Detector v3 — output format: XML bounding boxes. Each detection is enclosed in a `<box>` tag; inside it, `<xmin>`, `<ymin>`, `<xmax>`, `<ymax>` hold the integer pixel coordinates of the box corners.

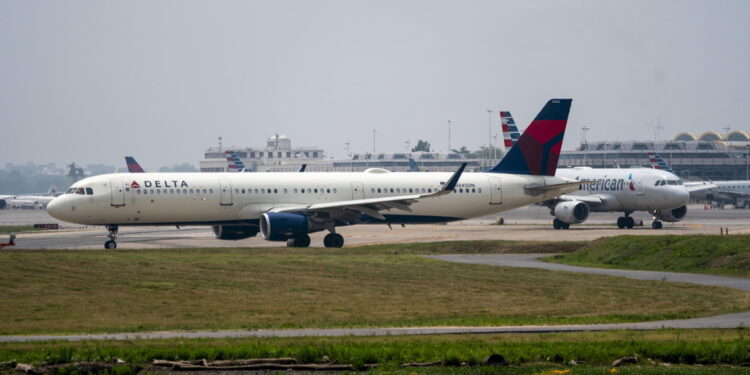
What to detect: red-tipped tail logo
<box><xmin>130</xmin><ymin>181</ymin><xmax>141</xmax><ymax>189</ymax></box>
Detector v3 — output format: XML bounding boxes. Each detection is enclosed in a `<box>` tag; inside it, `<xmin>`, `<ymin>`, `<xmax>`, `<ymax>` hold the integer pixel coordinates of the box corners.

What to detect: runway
<box><xmin>2</xmin><ymin>253</ymin><xmax>750</xmax><ymax>342</ymax></box>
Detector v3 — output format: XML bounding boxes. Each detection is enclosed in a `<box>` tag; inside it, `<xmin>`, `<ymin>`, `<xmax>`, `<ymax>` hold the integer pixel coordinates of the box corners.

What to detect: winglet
<box><xmin>443</xmin><ymin>163</ymin><xmax>467</xmax><ymax>191</ymax></box>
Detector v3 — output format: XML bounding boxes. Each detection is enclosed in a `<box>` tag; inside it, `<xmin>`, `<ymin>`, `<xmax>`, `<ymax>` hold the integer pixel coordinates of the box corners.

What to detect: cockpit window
<box><xmin>75</xmin><ymin>188</ymin><xmax>85</xmax><ymax>195</ymax></box>
<box><xmin>65</xmin><ymin>188</ymin><xmax>76</xmax><ymax>194</ymax></box>
<box><xmin>667</xmin><ymin>180</ymin><xmax>678</xmax><ymax>185</ymax></box>
<box><xmin>85</xmin><ymin>187</ymin><xmax>93</xmax><ymax>195</ymax></box>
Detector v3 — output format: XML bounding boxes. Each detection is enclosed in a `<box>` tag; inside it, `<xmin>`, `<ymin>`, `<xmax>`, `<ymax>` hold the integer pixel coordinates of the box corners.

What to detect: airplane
<box><xmin>7</xmin><ymin>186</ymin><xmax>59</xmax><ymax>209</ymax></box>
<box><xmin>500</xmin><ymin>111</ymin><xmax>704</xmax><ymax>230</ymax></box>
<box><xmin>47</xmin><ymin>99</ymin><xmax>583</xmax><ymax>249</ymax></box>
<box><xmin>647</xmin><ymin>153</ymin><xmax>747</xmax><ymax>208</ymax></box>
<box><xmin>408</xmin><ymin>157</ymin><xmax>419</xmax><ymax>172</ymax></box>
<box><xmin>126</xmin><ymin>156</ymin><xmax>146</xmax><ymax>173</ymax></box>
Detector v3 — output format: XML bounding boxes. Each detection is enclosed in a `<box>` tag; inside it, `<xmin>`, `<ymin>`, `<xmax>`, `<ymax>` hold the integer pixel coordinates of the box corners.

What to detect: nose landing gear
<box><xmin>104</xmin><ymin>225</ymin><xmax>118</xmax><ymax>249</ymax></box>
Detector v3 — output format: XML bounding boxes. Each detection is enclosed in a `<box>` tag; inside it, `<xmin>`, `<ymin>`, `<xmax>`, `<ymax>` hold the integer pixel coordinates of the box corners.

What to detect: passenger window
<box><xmin>254</xmin><ymin>189</ymin><xmax>259</xmax><ymax>194</ymax></box>
<box><xmin>478</xmin><ymin>188</ymin><xmax>482</xmax><ymax>193</ymax></box>
<box><xmin>183</xmin><ymin>189</ymin><xmax>187</xmax><ymax>194</ymax></box>
<box><xmin>157</xmin><ymin>190</ymin><xmax>161</xmax><ymax>195</ymax></box>
<box><xmin>390</xmin><ymin>188</ymin><xmax>394</xmax><ymax>193</ymax></box>
<box><xmin>176</xmin><ymin>189</ymin><xmax>180</xmax><ymax>194</ymax></box>
<box><xmin>241</xmin><ymin>189</ymin><xmax>245</xmax><ymax>194</ymax></box>
<box><xmin>274</xmin><ymin>189</ymin><xmax>278</xmax><ymax>194</ymax></box>
<box><xmin>377</xmin><ymin>188</ymin><xmax>381</xmax><ymax>193</ymax></box>
<box><xmin>189</xmin><ymin>189</ymin><xmax>194</xmax><ymax>194</ymax></box>
<box><xmin>327</xmin><ymin>188</ymin><xmax>331</xmax><ymax>194</ymax></box>
<box><xmin>143</xmin><ymin>190</ymin><xmax>148</xmax><ymax>195</ymax></box>
<box><xmin>151</xmin><ymin>189</ymin><xmax>155</xmax><ymax>194</ymax></box>
<box><xmin>294</xmin><ymin>188</ymin><xmax>298</xmax><ymax>193</ymax></box>
<box><xmin>261</xmin><ymin>189</ymin><xmax>265</xmax><ymax>193</ymax></box>
<box><xmin>163</xmin><ymin>189</ymin><xmax>168</xmax><ymax>194</ymax></box>
<box><xmin>301</xmin><ymin>189</ymin><xmax>305</xmax><ymax>194</ymax></box>
<box><xmin>472</xmin><ymin>188</ymin><xmax>476</xmax><ymax>193</ymax></box>
<box><xmin>283</xmin><ymin>188</ymin><xmax>288</xmax><ymax>193</ymax></box>
<box><xmin>137</xmin><ymin>190</ymin><xmax>141</xmax><ymax>194</ymax></box>
<box><xmin>234</xmin><ymin>189</ymin><xmax>239</xmax><ymax>193</ymax></box>
<box><xmin>125</xmin><ymin>188</ymin><xmax>130</xmax><ymax>192</ymax></box>
<box><xmin>86</xmin><ymin>187</ymin><xmax>93</xmax><ymax>195</ymax></box>
<box><xmin>203</xmin><ymin>189</ymin><xmax>207</xmax><ymax>194</ymax></box>
<box><xmin>170</xmin><ymin>189</ymin><xmax>174</xmax><ymax>194</ymax></box>
<box><xmin>333</xmin><ymin>188</ymin><xmax>337</xmax><ymax>193</ymax></box>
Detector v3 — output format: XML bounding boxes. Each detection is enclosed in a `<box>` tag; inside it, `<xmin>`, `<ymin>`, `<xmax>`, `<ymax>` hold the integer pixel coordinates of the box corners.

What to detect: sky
<box><xmin>1</xmin><ymin>0</ymin><xmax>749</xmax><ymax>170</ymax></box>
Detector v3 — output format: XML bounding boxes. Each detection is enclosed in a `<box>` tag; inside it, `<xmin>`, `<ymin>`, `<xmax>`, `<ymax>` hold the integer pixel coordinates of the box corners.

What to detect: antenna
<box><xmin>652</xmin><ymin>117</ymin><xmax>665</xmax><ymax>144</ymax></box>
<box><xmin>371</xmin><ymin>129</ymin><xmax>379</xmax><ymax>153</ymax></box>
<box><xmin>448</xmin><ymin>120</ymin><xmax>452</xmax><ymax>152</ymax></box>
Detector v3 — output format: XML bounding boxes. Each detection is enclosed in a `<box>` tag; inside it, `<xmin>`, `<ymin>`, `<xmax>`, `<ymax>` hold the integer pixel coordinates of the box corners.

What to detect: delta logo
<box><xmin>130</xmin><ymin>181</ymin><xmax>141</xmax><ymax>189</ymax></box>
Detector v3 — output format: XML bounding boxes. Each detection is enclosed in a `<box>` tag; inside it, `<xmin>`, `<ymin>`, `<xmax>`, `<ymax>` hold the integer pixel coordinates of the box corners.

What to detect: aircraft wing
<box><xmin>556</xmin><ymin>194</ymin><xmax>604</xmax><ymax>205</ymax></box>
<box><xmin>685</xmin><ymin>181</ymin><xmax>717</xmax><ymax>193</ymax></box>
<box><xmin>271</xmin><ymin>163</ymin><xmax>467</xmax><ymax>221</ymax></box>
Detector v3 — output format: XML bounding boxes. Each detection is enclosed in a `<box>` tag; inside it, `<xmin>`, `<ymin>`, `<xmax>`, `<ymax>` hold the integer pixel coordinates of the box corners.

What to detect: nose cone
<box><xmin>46</xmin><ymin>197</ymin><xmax>67</xmax><ymax>221</ymax></box>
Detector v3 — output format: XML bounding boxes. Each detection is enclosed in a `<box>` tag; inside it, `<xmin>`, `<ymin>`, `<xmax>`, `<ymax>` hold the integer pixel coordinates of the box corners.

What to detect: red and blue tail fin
<box><xmin>500</xmin><ymin>111</ymin><xmax>521</xmax><ymax>149</ymax></box>
<box><xmin>225</xmin><ymin>150</ymin><xmax>246</xmax><ymax>172</ymax></box>
<box><xmin>488</xmin><ymin>99</ymin><xmax>572</xmax><ymax>176</ymax></box>
<box><xmin>125</xmin><ymin>156</ymin><xmax>145</xmax><ymax>173</ymax></box>
<box><xmin>647</xmin><ymin>152</ymin><xmax>675</xmax><ymax>173</ymax></box>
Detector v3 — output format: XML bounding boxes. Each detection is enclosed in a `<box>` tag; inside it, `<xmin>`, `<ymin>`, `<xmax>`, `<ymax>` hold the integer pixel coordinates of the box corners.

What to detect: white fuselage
<box><xmin>47</xmin><ymin>171</ymin><xmax>578</xmax><ymax>226</ymax></box>
<box><xmin>556</xmin><ymin>167</ymin><xmax>689</xmax><ymax>212</ymax></box>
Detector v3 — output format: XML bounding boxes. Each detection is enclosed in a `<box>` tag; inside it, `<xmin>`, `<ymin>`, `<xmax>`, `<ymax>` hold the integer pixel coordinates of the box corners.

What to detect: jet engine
<box><xmin>212</xmin><ymin>225</ymin><xmax>259</xmax><ymax>240</ymax></box>
<box><xmin>552</xmin><ymin>201</ymin><xmax>590</xmax><ymax>224</ymax></box>
<box><xmin>0</xmin><ymin>199</ymin><xmax>6</xmax><ymax>210</ymax></box>
<box><xmin>652</xmin><ymin>205</ymin><xmax>687</xmax><ymax>222</ymax></box>
<box><xmin>260</xmin><ymin>212</ymin><xmax>323</xmax><ymax>241</ymax></box>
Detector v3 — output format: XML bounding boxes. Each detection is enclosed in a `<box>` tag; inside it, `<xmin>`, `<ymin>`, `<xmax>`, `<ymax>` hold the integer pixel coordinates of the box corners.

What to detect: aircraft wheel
<box><xmin>287</xmin><ymin>235</ymin><xmax>311</xmax><ymax>248</ymax></box>
<box><xmin>324</xmin><ymin>233</ymin><xmax>344</xmax><ymax>248</ymax></box>
<box><xmin>625</xmin><ymin>217</ymin><xmax>635</xmax><ymax>229</ymax></box>
<box><xmin>562</xmin><ymin>222</ymin><xmax>571</xmax><ymax>230</ymax></box>
<box><xmin>617</xmin><ymin>217</ymin><xmax>626</xmax><ymax>229</ymax></box>
<box><xmin>651</xmin><ymin>220</ymin><xmax>663</xmax><ymax>229</ymax></box>
<box><xmin>553</xmin><ymin>219</ymin><xmax>563</xmax><ymax>230</ymax></box>
<box><xmin>104</xmin><ymin>240</ymin><xmax>117</xmax><ymax>249</ymax></box>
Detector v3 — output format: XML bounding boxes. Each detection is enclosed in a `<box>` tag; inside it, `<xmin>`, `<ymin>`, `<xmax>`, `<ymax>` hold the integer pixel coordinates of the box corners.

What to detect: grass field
<box><xmin>1</xmin><ymin>330</ymin><xmax>749</xmax><ymax>371</ymax></box>
<box><xmin>0</xmin><ymin>225</ymin><xmax>44</xmax><ymax>235</ymax></box>
<box><xmin>547</xmin><ymin>235</ymin><xmax>750</xmax><ymax>278</ymax></box>
<box><xmin>1</xmin><ymin>241</ymin><xmax>749</xmax><ymax>335</ymax></box>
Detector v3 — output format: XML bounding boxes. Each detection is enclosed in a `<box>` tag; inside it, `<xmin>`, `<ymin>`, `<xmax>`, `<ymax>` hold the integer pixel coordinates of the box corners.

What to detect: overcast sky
<box><xmin>1</xmin><ymin>0</ymin><xmax>748</xmax><ymax>169</ymax></box>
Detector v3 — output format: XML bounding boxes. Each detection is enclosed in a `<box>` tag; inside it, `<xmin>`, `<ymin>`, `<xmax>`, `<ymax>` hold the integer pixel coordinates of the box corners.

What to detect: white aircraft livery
<box><xmin>500</xmin><ymin>111</ymin><xmax>703</xmax><ymax>230</ymax></box>
<box><xmin>48</xmin><ymin>99</ymin><xmax>582</xmax><ymax>249</ymax></box>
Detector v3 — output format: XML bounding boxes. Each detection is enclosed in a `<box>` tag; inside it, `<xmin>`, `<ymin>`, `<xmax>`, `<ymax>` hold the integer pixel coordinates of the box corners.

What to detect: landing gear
<box><xmin>552</xmin><ymin>219</ymin><xmax>570</xmax><ymax>230</ymax></box>
<box><xmin>286</xmin><ymin>234</ymin><xmax>311</xmax><ymax>248</ymax></box>
<box><xmin>323</xmin><ymin>232</ymin><xmax>345</xmax><ymax>248</ymax></box>
<box><xmin>617</xmin><ymin>214</ymin><xmax>635</xmax><ymax>229</ymax></box>
<box><xmin>651</xmin><ymin>220</ymin><xmax>663</xmax><ymax>229</ymax></box>
<box><xmin>104</xmin><ymin>225</ymin><xmax>118</xmax><ymax>249</ymax></box>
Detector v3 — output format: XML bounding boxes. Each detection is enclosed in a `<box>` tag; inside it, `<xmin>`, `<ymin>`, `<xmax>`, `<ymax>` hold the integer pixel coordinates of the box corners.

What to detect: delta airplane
<box><xmin>47</xmin><ymin>99</ymin><xmax>583</xmax><ymax>249</ymax></box>
<box><xmin>500</xmin><ymin>111</ymin><xmax>710</xmax><ymax>229</ymax></box>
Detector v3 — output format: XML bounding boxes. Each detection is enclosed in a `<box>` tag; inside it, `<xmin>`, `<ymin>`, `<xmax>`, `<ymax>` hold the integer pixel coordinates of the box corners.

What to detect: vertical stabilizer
<box><xmin>488</xmin><ymin>99</ymin><xmax>572</xmax><ymax>176</ymax></box>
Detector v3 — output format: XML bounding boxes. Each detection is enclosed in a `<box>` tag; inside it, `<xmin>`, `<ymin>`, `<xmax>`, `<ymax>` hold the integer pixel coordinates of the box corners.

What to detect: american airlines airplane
<box><xmin>500</xmin><ymin>111</ymin><xmax>703</xmax><ymax>230</ymax></box>
<box><xmin>47</xmin><ymin>99</ymin><xmax>583</xmax><ymax>249</ymax></box>
<box><xmin>648</xmin><ymin>152</ymin><xmax>747</xmax><ymax>208</ymax></box>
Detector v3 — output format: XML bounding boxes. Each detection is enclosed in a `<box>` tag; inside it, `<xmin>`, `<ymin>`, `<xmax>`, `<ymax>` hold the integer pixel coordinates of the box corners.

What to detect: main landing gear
<box><xmin>286</xmin><ymin>234</ymin><xmax>311</xmax><ymax>248</ymax></box>
<box><xmin>552</xmin><ymin>218</ymin><xmax>570</xmax><ymax>230</ymax></box>
<box><xmin>616</xmin><ymin>213</ymin><xmax>635</xmax><ymax>229</ymax></box>
<box><xmin>104</xmin><ymin>225</ymin><xmax>118</xmax><ymax>249</ymax></box>
<box><xmin>323</xmin><ymin>232</ymin><xmax>344</xmax><ymax>248</ymax></box>
<box><xmin>651</xmin><ymin>220</ymin><xmax>663</xmax><ymax>229</ymax></box>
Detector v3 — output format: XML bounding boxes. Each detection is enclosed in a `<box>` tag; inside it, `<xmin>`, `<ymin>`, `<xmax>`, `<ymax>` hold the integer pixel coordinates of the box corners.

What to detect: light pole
<box><xmin>371</xmin><ymin>129</ymin><xmax>378</xmax><ymax>153</ymax></box>
<box><xmin>487</xmin><ymin>109</ymin><xmax>493</xmax><ymax>168</ymax></box>
<box><xmin>448</xmin><ymin>120</ymin><xmax>452</xmax><ymax>153</ymax></box>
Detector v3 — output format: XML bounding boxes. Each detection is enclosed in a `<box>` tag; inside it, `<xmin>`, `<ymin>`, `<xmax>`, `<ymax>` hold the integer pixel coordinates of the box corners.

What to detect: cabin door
<box><xmin>219</xmin><ymin>178</ymin><xmax>234</xmax><ymax>206</ymax></box>
<box><xmin>110</xmin><ymin>179</ymin><xmax>125</xmax><ymax>207</ymax></box>
<box><xmin>488</xmin><ymin>177</ymin><xmax>502</xmax><ymax>205</ymax></box>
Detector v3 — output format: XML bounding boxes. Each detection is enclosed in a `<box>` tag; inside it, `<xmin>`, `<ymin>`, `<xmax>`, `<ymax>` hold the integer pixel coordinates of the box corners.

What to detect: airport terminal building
<box><xmin>559</xmin><ymin>131</ymin><xmax>750</xmax><ymax>181</ymax></box>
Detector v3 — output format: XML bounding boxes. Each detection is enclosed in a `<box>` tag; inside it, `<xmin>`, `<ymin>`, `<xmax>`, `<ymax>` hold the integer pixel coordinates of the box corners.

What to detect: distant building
<box><xmin>200</xmin><ymin>136</ymin><xmax>487</xmax><ymax>173</ymax></box>
<box><xmin>200</xmin><ymin>135</ymin><xmax>326</xmax><ymax>172</ymax></box>
<box><xmin>559</xmin><ymin>131</ymin><xmax>750</xmax><ymax>180</ymax></box>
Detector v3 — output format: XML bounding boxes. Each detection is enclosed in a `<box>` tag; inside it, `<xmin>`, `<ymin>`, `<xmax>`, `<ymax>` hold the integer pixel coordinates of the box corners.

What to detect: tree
<box><xmin>411</xmin><ymin>140</ymin><xmax>431</xmax><ymax>152</ymax></box>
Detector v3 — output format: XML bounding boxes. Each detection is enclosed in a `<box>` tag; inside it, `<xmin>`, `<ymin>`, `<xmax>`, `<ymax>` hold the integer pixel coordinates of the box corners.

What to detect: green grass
<box><xmin>0</xmin><ymin>225</ymin><xmax>44</xmax><ymax>234</ymax></box>
<box><xmin>547</xmin><ymin>235</ymin><xmax>750</xmax><ymax>278</ymax></box>
<box><xmin>0</xmin><ymin>330</ymin><xmax>749</xmax><ymax>370</ymax></box>
<box><xmin>1</xmin><ymin>241</ymin><xmax>749</xmax><ymax>335</ymax></box>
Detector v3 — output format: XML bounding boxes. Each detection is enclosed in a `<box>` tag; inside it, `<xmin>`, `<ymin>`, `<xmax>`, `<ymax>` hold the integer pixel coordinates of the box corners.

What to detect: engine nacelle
<box><xmin>260</xmin><ymin>212</ymin><xmax>314</xmax><ymax>241</ymax></box>
<box><xmin>212</xmin><ymin>225</ymin><xmax>259</xmax><ymax>240</ymax></box>
<box><xmin>653</xmin><ymin>205</ymin><xmax>687</xmax><ymax>222</ymax></box>
<box><xmin>552</xmin><ymin>201</ymin><xmax>590</xmax><ymax>224</ymax></box>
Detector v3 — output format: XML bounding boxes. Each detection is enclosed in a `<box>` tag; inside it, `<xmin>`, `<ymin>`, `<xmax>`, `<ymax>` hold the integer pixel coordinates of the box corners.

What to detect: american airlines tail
<box><xmin>225</xmin><ymin>151</ymin><xmax>246</xmax><ymax>172</ymax></box>
<box><xmin>500</xmin><ymin>111</ymin><xmax>521</xmax><ymax>149</ymax></box>
<box><xmin>489</xmin><ymin>99</ymin><xmax>572</xmax><ymax>176</ymax></box>
<box><xmin>647</xmin><ymin>152</ymin><xmax>675</xmax><ymax>174</ymax></box>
